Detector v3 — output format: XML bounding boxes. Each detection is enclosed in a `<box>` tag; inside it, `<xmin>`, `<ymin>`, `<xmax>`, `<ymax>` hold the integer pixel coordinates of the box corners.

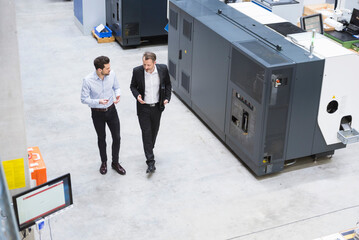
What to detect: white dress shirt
<box><xmin>144</xmin><ymin>65</ymin><xmax>160</xmax><ymax>104</ymax></box>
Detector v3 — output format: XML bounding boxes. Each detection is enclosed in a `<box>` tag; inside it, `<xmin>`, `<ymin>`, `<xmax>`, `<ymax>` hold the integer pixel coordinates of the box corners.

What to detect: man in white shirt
<box><xmin>130</xmin><ymin>52</ymin><xmax>172</xmax><ymax>174</ymax></box>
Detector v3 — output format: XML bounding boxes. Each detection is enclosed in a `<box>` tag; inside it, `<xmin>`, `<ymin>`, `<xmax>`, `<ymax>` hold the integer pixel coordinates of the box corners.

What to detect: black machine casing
<box><xmin>106</xmin><ymin>0</ymin><xmax>168</xmax><ymax>47</ymax></box>
<box><xmin>168</xmin><ymin>0</ymin><xmax>344</xmax><ymax>176</ymax></box>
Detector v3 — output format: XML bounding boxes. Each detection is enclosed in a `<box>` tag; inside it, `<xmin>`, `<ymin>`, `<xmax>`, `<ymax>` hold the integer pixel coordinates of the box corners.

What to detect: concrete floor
<box><xmin>14</xmin><ymin>0</ymin><xmax>359</xmax><ymax>239</ymax></box>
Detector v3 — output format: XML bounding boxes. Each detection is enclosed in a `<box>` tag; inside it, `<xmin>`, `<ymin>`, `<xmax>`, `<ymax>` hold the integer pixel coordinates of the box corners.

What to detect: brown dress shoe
<box><xmin>100</xmin><ymin>162</ymin><xmax>107</xmax><ymax>175</ymax></box>
<box><xmin>111</xmin><ymin>162</ymin><xmax>126</xmax><ymax>175</ymax></box>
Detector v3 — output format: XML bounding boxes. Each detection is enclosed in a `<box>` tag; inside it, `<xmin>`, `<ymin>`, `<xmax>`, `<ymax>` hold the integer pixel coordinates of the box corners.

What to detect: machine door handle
<box><xmin>179</xmin><ymin>50</ymin><xmax>182</xmax><ymax>60</ymax></box>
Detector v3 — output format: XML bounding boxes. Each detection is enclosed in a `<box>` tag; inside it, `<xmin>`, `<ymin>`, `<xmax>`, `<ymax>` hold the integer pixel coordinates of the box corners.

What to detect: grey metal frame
<box><xmin>0</xmin><ymin>159</ymin><xmax>21</xmax><ymax>240</ymax></box>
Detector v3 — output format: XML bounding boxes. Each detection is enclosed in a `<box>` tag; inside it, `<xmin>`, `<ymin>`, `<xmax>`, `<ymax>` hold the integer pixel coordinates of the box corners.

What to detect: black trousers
<box><xmin>91</xmin><ymin>106</ymin><xmax>121</xmax><ymax>163</ymax></box>
<box><xmin>138</xmin><ymin>104</ymin><xmax>162</xmax><ymax>165</ymax></box>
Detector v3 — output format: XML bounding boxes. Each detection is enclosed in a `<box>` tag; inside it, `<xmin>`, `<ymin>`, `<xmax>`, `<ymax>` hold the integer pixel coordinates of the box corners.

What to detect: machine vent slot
<box><xmin>169</xmin><ymin>60</ymin><xmax>176</xmax><ymax>80</ymax></box>
<box><xmin>183</xmin><ymin>19</ymin><xmax>192</xmax><ymax>41</ymax></box>
<box><xmin>116</xmin><ymin>2</ymin><xmax>119</xmax><ymax>22</ymax></box>
<box><xmin>169</xmin><ymin>9</ymin><xmax>178</xmax><ymax>30</ymax></box>
<box><xmin>181</xmin><ymin>71</ymin><xmax>190</xmax><ymax>93</ymax></box>
<box><xmin>124</xmin><ymin>22</ymin><xmax>139</xmax><ymax>36</ymax></box>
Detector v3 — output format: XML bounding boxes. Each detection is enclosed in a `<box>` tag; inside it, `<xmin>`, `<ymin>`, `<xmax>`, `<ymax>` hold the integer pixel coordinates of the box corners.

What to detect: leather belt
<box><xmin>146</xmin><ymin>102</ymin><xmax>159</xmax><ymax>107</ymax></box>
<box><xmin>91</xmin><ymin>103</ymin><xmax>114</xmax><ymax>112</ymax></box>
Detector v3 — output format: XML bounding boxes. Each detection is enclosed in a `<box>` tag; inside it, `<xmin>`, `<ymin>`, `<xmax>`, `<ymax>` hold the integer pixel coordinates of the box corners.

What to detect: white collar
<box><xmin>145</xmin><ymin>65</ymin><xmax>158</xmax><ymax>75</ymax></box>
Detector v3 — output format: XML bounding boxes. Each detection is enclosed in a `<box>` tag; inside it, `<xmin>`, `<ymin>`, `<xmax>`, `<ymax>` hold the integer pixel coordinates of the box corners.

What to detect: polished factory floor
<box><xmin>13</xmin><ymin>0</ymin><xmax>359</xmax><ymax>239</ymax></box>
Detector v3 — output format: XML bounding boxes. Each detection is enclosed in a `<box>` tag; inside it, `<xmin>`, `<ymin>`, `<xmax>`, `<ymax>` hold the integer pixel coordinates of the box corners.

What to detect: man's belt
<box><xmin>91</xmin><ymin>103</ymin><xmax>114</xmax><ymax>112</ymax></box>
<box><xmin>145</xmin><ymin>102</ymin><xmax>159</xmax><ymax>107</ymax></box>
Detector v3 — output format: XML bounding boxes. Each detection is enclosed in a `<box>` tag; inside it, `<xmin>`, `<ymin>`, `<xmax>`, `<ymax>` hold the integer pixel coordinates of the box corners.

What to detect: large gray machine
<box><xmin>106</xmin><ymin>0</ymin><xmax>168</xmax><ymax>47</ymax></box>
<box><xmin>168</xmin><ymin>0</ymin><xmax>359</xmax><ymax>176</ymax></box>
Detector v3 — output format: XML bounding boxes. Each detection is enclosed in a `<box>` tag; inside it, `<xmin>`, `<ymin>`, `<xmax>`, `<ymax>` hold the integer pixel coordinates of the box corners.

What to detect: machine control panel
<box><xmin>235</xmin><ymin>92</ymin><xmax>254</xmax><ymax>111</ymax></box>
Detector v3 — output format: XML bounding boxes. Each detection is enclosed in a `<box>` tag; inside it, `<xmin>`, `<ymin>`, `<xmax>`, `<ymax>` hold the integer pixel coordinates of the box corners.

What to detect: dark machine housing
<box><xmin>168</xmin><ymin>0</ymin><xmax>345</xmax><ymax>176</ymax></box>
<box><xmin>106</xmin><ymin>0</ymin><xmax>168</xmax><ymax>47</ymax></box>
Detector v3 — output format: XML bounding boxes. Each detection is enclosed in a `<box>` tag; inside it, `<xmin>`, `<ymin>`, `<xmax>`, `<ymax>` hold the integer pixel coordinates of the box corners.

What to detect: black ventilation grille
<box><xmin>169</xmin><ymin>60</ymin><xmax>176</xmax><ymax>80</ymax></box>
<box><xmin>181</xmin><ymin>72</ymin><xmax>190</xmax><ymax>93</ymax></box>
<box><xmin>183</xmin><ymin>19</ymin><xmax>192</xmax><ymax>41</ymax></box>
<box><xmin>169</xmin><ymin>9</ymin><xmax>178</xmax><ymax>30</ymax></box>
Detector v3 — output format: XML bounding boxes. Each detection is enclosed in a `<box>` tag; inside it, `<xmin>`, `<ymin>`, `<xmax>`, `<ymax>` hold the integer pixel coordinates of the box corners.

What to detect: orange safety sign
<box><xmin>27</xmin><ymin>146</ymin><xmax>47</xmax><ymax>186</ymax></box>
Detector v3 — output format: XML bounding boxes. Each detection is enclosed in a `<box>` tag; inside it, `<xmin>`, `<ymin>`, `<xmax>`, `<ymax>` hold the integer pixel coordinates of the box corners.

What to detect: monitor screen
<box><xmin>12</xmin><ymin>173</ymin><xmax>73</xmax><ymax>231</ymax></box>
<box><xmin>350</xmin><ymin>8</ymin><xmax>359</xmax><ymax>26</ymax></box>
<box><xmin>300</xmin><ymin>14</ymin><xmax>323</xmax><ymax>34</ymax></box>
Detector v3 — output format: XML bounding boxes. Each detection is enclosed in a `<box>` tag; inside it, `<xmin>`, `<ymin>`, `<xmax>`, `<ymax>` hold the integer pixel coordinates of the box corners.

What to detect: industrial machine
<box><xmin>168</xmin><ymin>0</ymin><xmax>359</xmax><ymax>176</ymax></box>
<box><xmin>106</xmin><ymin>0</ymin><xmax>168</xmax><ymax>47</ymax></box>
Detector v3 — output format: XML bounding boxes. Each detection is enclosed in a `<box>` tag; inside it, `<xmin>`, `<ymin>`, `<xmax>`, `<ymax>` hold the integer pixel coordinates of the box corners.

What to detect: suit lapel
<box><xmin>140</xmin><ymin>66</ymin><xmax>145</xmax><ymax>93</ymax></box>
<box><xmin>156</xmin><ymin>64</ymin><xmax>164</xmax><ymax>84</ymax></box>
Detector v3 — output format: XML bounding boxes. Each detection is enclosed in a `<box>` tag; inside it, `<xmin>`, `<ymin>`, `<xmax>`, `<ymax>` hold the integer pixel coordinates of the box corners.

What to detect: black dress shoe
<box><xmin>146</xmin><ymin>164</ymin><xmax>156</xmax><ymax>174</ymax></box>
<box><xmin>100</xmin><ymin>162</ymin><xmax>107</xmax><ymax>175</ymax></box>
<box><xmin>111</xmin><ymin>162</ymin><xmax>126</xmax><ymax>175</ymax></box>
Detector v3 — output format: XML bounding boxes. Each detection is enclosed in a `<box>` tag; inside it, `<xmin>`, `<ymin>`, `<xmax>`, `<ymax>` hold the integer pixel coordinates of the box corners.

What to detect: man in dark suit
<box><xmin>130</xmin><ymin>52</ymin><xmax>172</xmax><ymax>174</ymax></box>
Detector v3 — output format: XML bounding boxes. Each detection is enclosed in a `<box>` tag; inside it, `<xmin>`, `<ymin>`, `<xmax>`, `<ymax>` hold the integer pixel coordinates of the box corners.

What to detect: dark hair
<box><xmin>94</xmin><ymin>56</ymin><xmax>110</xmax><ymax>70</ymax></box>
<box><xmin>143</xmin><ymin>52</ymin><xmax>156</xmax><ymax>61</ymax></box>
